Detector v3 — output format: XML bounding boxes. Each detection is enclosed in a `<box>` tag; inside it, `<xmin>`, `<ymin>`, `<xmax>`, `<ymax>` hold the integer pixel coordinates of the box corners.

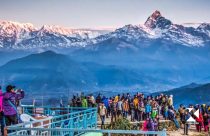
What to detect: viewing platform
<box><xmin>5</xmin><ymin>105</ymin><xmax>167</xmax><ymax>136</ymax></box>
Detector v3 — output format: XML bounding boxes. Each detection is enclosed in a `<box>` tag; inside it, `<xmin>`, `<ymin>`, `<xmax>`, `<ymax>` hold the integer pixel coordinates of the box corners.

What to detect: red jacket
<box><xmin>196</xmin><ymin>113</ymin><xmax>203</xmax><ymax>123</ymax></box>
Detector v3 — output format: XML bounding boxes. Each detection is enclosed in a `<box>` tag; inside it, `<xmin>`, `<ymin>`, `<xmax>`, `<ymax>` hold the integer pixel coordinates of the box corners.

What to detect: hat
<box><xmin>6</xmin><ymin>85</ymin><xmax>16</xmax><ymax>92</ymax></box>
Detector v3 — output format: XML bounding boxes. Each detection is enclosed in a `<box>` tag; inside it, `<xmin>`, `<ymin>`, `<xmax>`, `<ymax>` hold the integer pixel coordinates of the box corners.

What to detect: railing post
<box><xmin>162</xmin><ymin>128</ymin><xmax>167</xmax><ymax>136</ymax></box>
<box><xmin>4</xmin><ymin>127</ymin><xmax>8</xmax><ymax>136</ymax></box>
<box><xmin>83</xmin><ymin>112</ymin><xmax>87</xmax><ymax>129</ymax></box>
<box><xmin>95</xmin><ymin>108</ymin><xmax>97</xmax><ymax>127</ymax></box>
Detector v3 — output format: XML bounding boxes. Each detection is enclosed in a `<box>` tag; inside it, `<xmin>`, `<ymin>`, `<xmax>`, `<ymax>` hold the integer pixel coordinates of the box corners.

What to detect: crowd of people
<box><xmin>0</xmin><ymin>85</ymin><xmax>25</xmax><ymax>135</ymax></box>
<box><xmin>71</xmin><ymin>92</ymin><xmax>210</xmax><ymax>135</ymax></box>
<box><xmin>0</xmin><ymin>85</ymin><xmax>209</xmax><ymax>135</ymax></box>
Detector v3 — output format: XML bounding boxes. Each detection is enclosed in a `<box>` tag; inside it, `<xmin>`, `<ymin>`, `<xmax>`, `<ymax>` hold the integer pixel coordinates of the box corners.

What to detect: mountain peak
<box><xmin>197</xmin><ymin>23</ymin><xmax>210</xmax><ymax>30</ymax></box>
<box><xmin>144</xmin><ymin>10</ymin><xmax>172</xmax><ymax>29</ymax></box>
<box><xmin>151</xmin><ymin>10</ymin><xmax>162</xmax><ymax>19</ymax></box>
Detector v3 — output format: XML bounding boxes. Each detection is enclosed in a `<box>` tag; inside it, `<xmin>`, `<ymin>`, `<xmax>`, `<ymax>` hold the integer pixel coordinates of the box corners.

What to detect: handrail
<box><xmin>21</xmin><ymin>105</ymin><xmax>95</xmax><ymax>109</ymax></box>
<box><xmin>20</xmin><ymin>105</ymin><xmax>97</xmax><ymax>116</ymax></box>
<box><xmin>6</xmin><ymin>128</ymin><xmax>167</xmax><ymax>136</ymax></box>
<box><xmin>11</xmin><ymin>107</ymin><xmax>97</xmax><ymax>128</ymax></box>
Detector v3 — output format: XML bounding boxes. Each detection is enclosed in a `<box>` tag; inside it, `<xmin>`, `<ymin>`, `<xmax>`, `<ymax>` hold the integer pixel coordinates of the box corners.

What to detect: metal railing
<box><xmin>7</xmin><ymin>106</ymin><xmax>167</xmax><ymax>136</ymax></box>
<box><xmin>6</xmin><ymin>128</ymin><xmax>167</xmax><ymax>136</ymax></box>
<box><xmin>7</xmin><ymin>106</ymin><xmax>97</xmax><ymax>136</ymax></box>
<box><xmin>20</xmin><ymin>105</ymin><xmax>94</xmax><ymax>116</ymax></box>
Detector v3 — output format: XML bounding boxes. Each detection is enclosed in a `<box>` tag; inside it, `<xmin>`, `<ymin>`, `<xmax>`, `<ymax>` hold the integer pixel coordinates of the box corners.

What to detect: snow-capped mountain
<box><xmin>93</xmin><ymin>10</ymin><xmax>210</xmax><ymax>48</ymax></box>
<box><xmin>0</xmin><ymin>21</ymin><xmax>111</xmax><ymax>49</ymax></box>
<box><xmin>0</xmin><ymin>10</ymin><xmax>210</xmax><ymax>49</ymax></box>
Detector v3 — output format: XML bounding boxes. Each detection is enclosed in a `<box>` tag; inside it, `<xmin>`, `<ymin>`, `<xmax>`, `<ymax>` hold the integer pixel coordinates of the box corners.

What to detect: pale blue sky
<box><xmin>0</xmin><ymin>0</ymin><xmax>210</xmax><ymax>28</ymax></box>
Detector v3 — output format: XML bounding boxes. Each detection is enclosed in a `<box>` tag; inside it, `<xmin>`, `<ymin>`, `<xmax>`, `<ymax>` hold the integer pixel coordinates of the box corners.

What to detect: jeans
<box><xmin>100</xmin><ymin>115</ymin><xmax>105</xmax><ymax>128</ymax></box>
<box><xmin>184</xmin><ymin>123</ymin><xmax>189</xmax><ymax>135</ymax></box>
<box><xmin>111</xmin><ymin>112</ymin><xmax>117</xmax><ymax>123</ymax></box>
<box><xmin>123</xmin><ymin>111</ymin><xmax>128</xmax><ymax>118</ymax></box>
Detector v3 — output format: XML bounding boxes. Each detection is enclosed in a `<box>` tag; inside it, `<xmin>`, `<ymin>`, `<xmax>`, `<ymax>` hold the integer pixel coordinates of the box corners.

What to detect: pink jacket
<box><xmin>142</xmin><ymin>121</ymin><xmax>148</xmax><ymax>131</ymax></box>
<box><xmin>0</xmin><ymin>90</ymin><xmax>3</xmax><ymax>112</ymax></box>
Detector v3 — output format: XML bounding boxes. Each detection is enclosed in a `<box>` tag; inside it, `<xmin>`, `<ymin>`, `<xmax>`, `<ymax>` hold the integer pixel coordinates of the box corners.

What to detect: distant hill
<box><xmin>152</xmin><ymin>82</ymin><xmax>210</xmax><ymax>107</ymax></box>
<box><xmin>0</xmin><ymin>50</ymin><xmax>174</xmax><ymax>92</ymax></box>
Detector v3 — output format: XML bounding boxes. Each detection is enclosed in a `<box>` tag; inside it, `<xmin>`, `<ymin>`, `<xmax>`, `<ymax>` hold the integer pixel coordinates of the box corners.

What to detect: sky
<box><xmin>0</xmin><ymin>0</ymin><xmax>210</xmax><ymax>29</ymax></box>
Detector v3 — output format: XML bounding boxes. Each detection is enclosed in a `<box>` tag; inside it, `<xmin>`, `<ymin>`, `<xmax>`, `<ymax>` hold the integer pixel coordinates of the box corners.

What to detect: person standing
<box><xmin>168</xmin><ymin>95</ymin><xmax>173</xmax><ymax>108</ymax></box>
<box><xmin>183</xmin><ymin>109</ymin><xmax>190</xmax><ymax>135</ymax></box>
<box><xmin>102</xmin><ymin>96</ymin><xmax>109</xmax><ymax>118</ymax></box>
<box><xmin>145</xmin><ymin>102</ymin><xmax>152</xmax><ymax>119</ymax></box>
<box><xmin>0</xmin><ymin>86</ymin><xmax>4</xmax><ymax>135</ymax></box>
<box><xmin>203</xmin><ymin>112</ymin><xmax>209</xmax><ymax>132</ymax></box>
<box><xmin>147</xmin><ymin>118</ymin><xmax>155</xmax><ymax>136</ymax></box>
<box><xmin>123</xmin><ymin>99</ymin><xmax>129</xmax><ymax>118</ymax></box>
<box><xmin>3</xmin><ymin>85</ymin><xmax>24</xmax><ymax>126</ymax></box>
<box><xmin>99</xmin><ymin>103</ymin><xmax>107</xmax><ymax>129</ymax></box>
<box><xmin>195</xmin><ymin>111</ymin><xmax>203</xmax><ymax>132</ymax></box>
<box><xmin>110</xmin><ymin>99</ymin><xmax>117</xmax><ymax>123</ymax></box>
<box><xmin>81</xmin><ymin>96</ymin><xmax>88</xmax><ymax>108</ymax></box>
<box><xmin>133</xmin><ymin>96</ymin><xmax>139</xmax><ymax>121</ymax></box>
<box><xmin>130</xmin><ymin>101</ymin><xmax>135</xmax><ymax>122</ymax></box>
<box><xmin>178</xmin><ymin>104</ymin><xmax>185</xmax><ymax>127</ymax></box>
<box><xmin>116</xmin><ymin>98</ymin><xmax>123</xmax><ymax>118</ymax></box>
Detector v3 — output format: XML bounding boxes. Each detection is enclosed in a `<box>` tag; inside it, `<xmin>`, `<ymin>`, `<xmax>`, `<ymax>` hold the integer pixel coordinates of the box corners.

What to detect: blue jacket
<box><xmin>145</xmin><ymin>104</ymin><xmax>152</xmax><ymax>113</ymax></box>
<box><xmin>103</xmin><ymin>98</ymin><xmax>109</xmax><ymax>109</ymax></box>
<box><xmin>184</xmin><ymin>113</ymin><xmax>191</xmax><ymax>121</ymax></box>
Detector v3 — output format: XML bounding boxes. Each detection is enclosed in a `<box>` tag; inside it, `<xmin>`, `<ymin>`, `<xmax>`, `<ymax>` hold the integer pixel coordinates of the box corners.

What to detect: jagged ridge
<box><xmin>0</xmin><ymin>11</ymin><xmax>210</xmax><ymax>49</ymax></box>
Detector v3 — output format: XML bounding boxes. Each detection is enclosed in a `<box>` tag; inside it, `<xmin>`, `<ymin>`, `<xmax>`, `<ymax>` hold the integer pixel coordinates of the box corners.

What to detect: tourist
<box><xmin>203</xmin><ymin>112</ymin><xmax>209</xmax><ymax>132</ymax></box>
<box><xmin>147</xmin><ymin>118</ymin><xmax>155</xmax><ymax>136</ymax></box>
<box><xmin>142</xmin><ymin>118</ymin><xmax>149</xmax><ymax>131</ymax></box>
<box><xmin>76</xmin><ymin>97</ymin><xmax>82</xmax><ymax>107</ymax></box>
<box><xmin>133</xmin><ymin>95</ymin><xmax>139</xmax><ymax>121</ymax></box>
<box><xmin>139</xmin><ymin>100</ymin><xmax>145</xmax><ymax>121</ymax></box>
<box><xmin>3</xmin><ymin>85</ymin><xmax>25</xmax><ymax>126</ymax></box>
<box><xmin>116</xmin><ymin>98</ymin><xmax>123</xmax><ymax>118</ymax></box>
<box><xmin>89</xmin><ymin>94</ymin><xmax>95</xmax><ymax>107</ymax></box>
<box><xmin>168</xmin><ymin>95</ymin><xmax>173</xmax><ymax>108</ymax></box>
<box><xmin>96</xmin><ymin>94</ymin><xmax>102</xmax><ymax>104</ymax></box>
<box><xmin>153</xmin><ymin>118</ymin><xmax>159</xmax><ymax>131</ymax></box>
<box><xmin>102</xmin><ymin>96</ymin><xmax>109</xmax><ymax>118</ymax></box>
<box><xmin>195</xmin><ymin>110</ymin><xmax>203</xmax><ymax>132</ymax></box>
<box><xmin>81</xmin><ymin>96</ymin><xmax>88</xmax><ymax>108</ymax></box>
<box><xmin>164</xmin><ymin>105</ymin><xmax>168</xmax><ymax>120</ymax></box>
<box><xmin>0</xmin><ymin>86</ymin><xmax>4</xmax><ymax>135</ymax></box>
<box><xmin>99</xmin><ymin>103</ymin><xmax>106</xmax><ymax>129</ymax></box>
<box><xmin>110</xmin><ymin>99</ymin><xmax>117</xmax><ymax>123</ymax></box>
<box><xmin>130</xmin><ymin>100</ymin><xmax>135</xmax><ymax>122</ymax></box>
<box><xmin>71</xmin><ymin>95</ymin><xmax>77</xmax><ymax>107</ymax></box>
<box><xmin>183</xmin><ymin>109</ymin><xmax>190</xmax><ymax>135</ymax></box>
<box><xmin>145</xmin><ymin>102</ymin><xmax>152</xmax><ymax>119</ymax></box>
<box><xmin>178</xmin><ymin>104</ymin><xmax>185</xmax><ymax>126</ymax></box>
<box><xmin>123</xmin><ymin>99</ymin><xmax>129</xmax><ymax>118</ymax></box>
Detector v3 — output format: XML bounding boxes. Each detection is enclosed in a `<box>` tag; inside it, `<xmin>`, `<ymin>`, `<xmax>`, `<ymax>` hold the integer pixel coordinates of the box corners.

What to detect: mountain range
<box><xmin>0</xmin><ymin>51</ymin><xmax>175</xmax><ymax>92</ymax></box>
<box><xmin>0</xmin><ymin>10</ymin><xmax>210</xmax><ymax>49</ymax></box>
<box><xmin>0</xmin><ymin>10</ymin><xmax>210</xmax><ymax>95</ymax></box>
